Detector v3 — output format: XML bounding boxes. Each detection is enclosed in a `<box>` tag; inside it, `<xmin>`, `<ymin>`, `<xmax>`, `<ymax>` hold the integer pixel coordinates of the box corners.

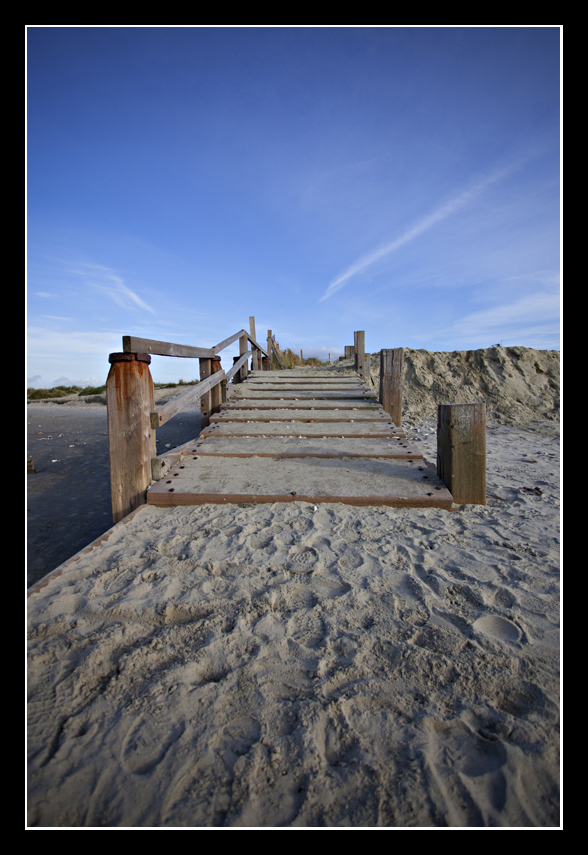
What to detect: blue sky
<box><xmin>26</xmin><ymin>26</ymin><xmax>561</xmax><ymax>388</ymax></box>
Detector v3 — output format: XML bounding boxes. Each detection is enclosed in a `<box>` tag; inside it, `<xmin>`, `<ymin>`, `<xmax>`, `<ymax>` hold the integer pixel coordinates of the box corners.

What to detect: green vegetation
<box><xmin>78</xmin><ymin>384</ymin><xmax>106</xmax><ymax>396</ymax></box>
<box><xmin>153</xmin><ymin>379</ymin><xmax>199</xmax><ymax>389</ymax></box>
<box><xmin>278</xmin><ymin>349</ymin><xmax>326</xmax><ymax>369</ymax></box>
<box><xmin>27</xmin><ymin>383</ymin><xmax>106</xmax><ymax>400</ymax></box>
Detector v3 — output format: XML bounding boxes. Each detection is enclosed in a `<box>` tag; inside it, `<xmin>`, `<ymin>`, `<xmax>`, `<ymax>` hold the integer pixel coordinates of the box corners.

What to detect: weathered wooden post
<box><xmin>354</xmin><ymin>331</ymin><xmax>366</xmax><ymax>380</ymax></box>
<box><xmin>437</xmin><ymin>403</ymin><xmax>486</xmax><ymax>505</ymax></box>
<box><xmin>210</xmin><ymin>356</ymin><xmax>223</xmax><ymax>416</ymax></box>
<box><xmin>267</xmin><ymin>330</ymin><xmax>273</xmax><ymax>371</ymax></box>
<box><xmin>106</xmin><ymin>352</ymin><xmax>156</xmax><ymax>524</ymax></box>
<box><xmin>199</xmin><ymin>356</ymin><xmax>212</xmax><ymax>427</ymax></box>
<box><xmin>380</xmin><ymin>348</ymin><xmax>403</xmax><ymax>427</ymax></box>
<box><xmin>239</xmin><ymin>332</ymin><xmax>249</xmax><ymax>382</ymax></box>
<box><xmin>300</xmin><ymin>349</ymin><xmax>304</xmax><ymax>361</ymax></box>
<box><xmin>345</xmin><ymin>345</ymin><xmax>355</xmax><ymax>360</ymax></box>
<box><xmin>249</xmin><ymin>316</ymin><xmax>258</xmax><ymax>371</ymax></box>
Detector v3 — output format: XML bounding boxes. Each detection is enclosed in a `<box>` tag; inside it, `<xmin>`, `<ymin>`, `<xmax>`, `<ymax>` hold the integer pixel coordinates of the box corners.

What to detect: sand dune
<box><xmin>26</xmin><ymin>348</ymin><xmax>561</xmax><ymax>827</ymax></box>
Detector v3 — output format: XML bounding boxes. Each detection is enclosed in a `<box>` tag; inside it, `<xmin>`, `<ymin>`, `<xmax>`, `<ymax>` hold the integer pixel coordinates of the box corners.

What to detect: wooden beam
<box><xmin>212</xmin><ymin>329</ymin><xmax>247</xmax><ymax>355</ymax></box>
<box><xmin>225</xmin><ymin>350</ymin><xmax>252</xmax><ymax>382</ymax></box>
<box><xmin>199</xmin><ymin>357</ymin><xmax>212</xmax><ymax>429</ymax></box>
<box><xmin>150</xmin><ymin>369</ymin><xmax>226</xmax><ymax>429</ymax></box>
<box><xmin>437</xmin><ymin>403</ymin><xmax>486</xmax><ymax>505</ymax></box>
<box><xmin>380</xmin><ymin>348</ymin><xmax>403</xmax><ymax>427</ymax></box>
<box><xmin>106</xmin><ymin>353</ymin><xmax>156</xmax><ymax>524</ymax></box>
<box><xmin>123</xmin><ymin>336</ymin><xmax>214</xmax><ymax>359</ymax></box>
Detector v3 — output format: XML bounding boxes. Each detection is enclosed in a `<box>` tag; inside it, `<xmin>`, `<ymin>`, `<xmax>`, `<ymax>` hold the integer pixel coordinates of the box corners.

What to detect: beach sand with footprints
<box><xmin>27</xmin><ymin>347</ymin><xmax>560</xmax><ymax>827</ymax></box>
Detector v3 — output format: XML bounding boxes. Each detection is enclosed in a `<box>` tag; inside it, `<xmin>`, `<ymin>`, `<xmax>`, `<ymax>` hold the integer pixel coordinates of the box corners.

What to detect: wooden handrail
<box><xmin>124</xmin><ymin>330</ymin><xmax>269</xmax><ymax>360</ymax></box>
<box><xmin>225</xmin><ymin>350</ymin><xmax>252</xmax><ymax>382</ymax></box>
<box><xmin>123</xmin><ymin>336</ymin><xmax>214</xmax><ymax>359</ymax></box>
<box><xmin>212</xmin><ymin>330</ymin><xmax>269</xmax><ymax>357</ymax></box>
<box><xmin>150</xmin><ymin>368</ymin><xmax>226</xmax><ymax>429</ymax></box>
<box><xmin>107</xmin><ymin>317</ymin><xmax>275</xmax><ymax>523</ymax></box>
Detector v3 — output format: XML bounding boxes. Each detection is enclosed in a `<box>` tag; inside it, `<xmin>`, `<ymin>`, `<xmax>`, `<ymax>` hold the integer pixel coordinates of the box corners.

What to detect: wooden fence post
<box><xmin>199</xmin><ymin>357</ymin><xmax>212</xmax><ymax>428</ymax></box>
<box><xmin>106</xmin><ymin>352</ymin><xmax>156</xmax><ymax>524</ymax></box>
<box><xmin>239</xmin><ymin>332</ymin><xmax>249</xmax><ymax>381</ymax></box>
<box><xmin>267</xmin><ymin>330</ymin><xmax>273</xmax><ymax>371</ymax></box>
<box><xmin>437</xmin><ymin>403</ymin><xmax>486</xmax><ymax>505</ymax></box>
<box><xmin>249</xmin><ymin>317</ymin><xmax>259</xmax><ymax>371</ymax></box>
<box><xmin>380</xmin><ymin>348</ymin><xmax>403</xmax><ymax>427</ymax></box>
<box><xmin>355</xmin><ymin>331</ymin><xmax>366</xmax><ymax>379</ymax></box>
<box><xmin>210</xmin><ymin>356</ymin><xmax>223</xmax><ymax>415</ymax></box>
<box><xmin>345</xmin><ymin>345</ymin><xmax>355</xmax><ymax>359</ymax></box>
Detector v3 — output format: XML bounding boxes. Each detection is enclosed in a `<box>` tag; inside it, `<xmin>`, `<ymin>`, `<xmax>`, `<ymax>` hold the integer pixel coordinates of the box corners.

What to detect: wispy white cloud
<box><xmin>320</xmin><ymin>164</ymin><xmax>518</xmax><ymax>302</ymax></box>
<box><xmin>69</xmin><ymin>262</ymin><xmax>156</xmax><ymax>315</ymax></box>
<box><xmin>430</xmin><ymin>290</ymin><xmax>561</xmax><ymax>349</ymax></box>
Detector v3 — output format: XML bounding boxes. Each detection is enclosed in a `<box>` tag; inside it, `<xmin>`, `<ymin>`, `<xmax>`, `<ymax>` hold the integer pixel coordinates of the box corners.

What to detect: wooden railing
<box><xmin>106</xmin><ymin>323</ymin><xmax>486</xmax><ymax>525</ymax></box>
<box><xmin>106</xmin><ymin>318</ymin><xmax>272</xmax><ymax>524</ymax></box>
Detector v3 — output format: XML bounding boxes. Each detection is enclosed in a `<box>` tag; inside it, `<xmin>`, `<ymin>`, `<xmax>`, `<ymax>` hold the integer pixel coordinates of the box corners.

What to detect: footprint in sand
<box><xmin>472</xmin><ymin>614</ymin><xmax>522</xmax><ymax>645</ymax></box>
<box><xmin>287</xmin><ymin>545</ymin><xmax>321</xmax><ymax>574</ymax></box>
<box><xmin>121</xmin><ymin>715</ymin><xmax>184</xmax><ymax>775</ymax></box>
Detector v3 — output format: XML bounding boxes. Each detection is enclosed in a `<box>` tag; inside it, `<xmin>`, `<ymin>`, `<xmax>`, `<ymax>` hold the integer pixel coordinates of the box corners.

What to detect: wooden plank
<box><xmin>123</xmin><ymin>336</ymin><xmax>214</xmax><ymax>359</ymax></box>
<box><xmin>181</xmin><ymin>436</ymin><xmax>422</xmax><ymax>459</ymax></box>
<box><xmin>150</xmin><ymin>368</ymin><xmax>226</xmax><ymax>429</ymax></box>
<box><xmin>146</xmin><ymin>456</ymin><xmax>452</xmax><ymax>509</ymax></box>
<box><xmin>227</xmin><ymin>389</ymin><xmax>376</xmax><ymax>400</ymax></box>
<box><xmin>210</xmin><ymin>408</ymin><xmax>393</xmax><ymax>422</ymax></box>
<box><xmin>437</xmin><ymin>403</ymin><xmax>486</xmax><ymax>505</ymax></box>
<box><xmin>201</xmin><ymin>422</ymin><xmax>406</xmax><ymax>438</ymax></box>
<box><xmin>222</xmin><ymin>400</ymin><xmax>381</xmax><ymax>411</ymax></box>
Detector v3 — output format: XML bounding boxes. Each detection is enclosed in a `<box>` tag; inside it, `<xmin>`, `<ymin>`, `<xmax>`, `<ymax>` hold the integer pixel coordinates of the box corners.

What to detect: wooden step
<box><xmin>146</xmin><ymin>456</ymin><xmax>452</xmax><ymax>509</ymax></box>
<box><xmin>201</xmin><ymin>422</ymin><xmax>406</xmax><ymax>438</ymax></box>
<box><xmin>185</xmin><ymin>436</ymin><xmax>423</xmax><ymax>458</ymax></box>
<box><xmin>210</xmin><ymin>409</ymin><xmax>393</xmax><ymax>423</ymax></box>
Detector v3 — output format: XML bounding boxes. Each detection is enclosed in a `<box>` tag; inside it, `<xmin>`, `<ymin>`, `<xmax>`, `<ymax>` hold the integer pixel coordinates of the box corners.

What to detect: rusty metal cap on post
<box><xmin>109</xmin><ymin>352</ymin><xmax>152</xmax><ymax>364</ymax></box>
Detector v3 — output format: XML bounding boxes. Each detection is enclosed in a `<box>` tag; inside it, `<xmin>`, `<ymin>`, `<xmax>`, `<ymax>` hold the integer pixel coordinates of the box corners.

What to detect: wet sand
<box><xmin>27</xmin><ymin>402</ymin><xmax>202</xmax><ymax>588</ymax></box>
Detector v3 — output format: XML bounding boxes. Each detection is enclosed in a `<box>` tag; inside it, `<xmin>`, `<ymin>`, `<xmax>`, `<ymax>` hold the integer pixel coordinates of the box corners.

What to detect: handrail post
<box><xmin>437</xmin><ymin>403</ymin><xmax>486</xmax><ymax>504</ymax></box>
<box><xmin>210</xmin><ymin>356</ymin><xmax>223</xmax><ymax>415</ymax></box>
<box><xmin>380</xmin><ymin>348</ymin><xmax>403</xmax><ymax>427</ymax></box>
<box><xmin>239</xmin><ymin>332</ymin><xmax>249</xmax><ymax>381</ymax></box>
<box><xmin>199</xmin><ymin>357</ymin><xmax>212</xmax><ymax>428</ymax></box>
<box><xmin>106</xmin><ymin>352</ymin><xmax>156</xmax><ymax>524</ymax></box>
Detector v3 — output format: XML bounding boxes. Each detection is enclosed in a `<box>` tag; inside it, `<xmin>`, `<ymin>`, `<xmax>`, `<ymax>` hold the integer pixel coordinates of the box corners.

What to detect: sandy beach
<box><xmin>26</xmin><ymin>347</ymin><xmax>561</xmax><ymax>827</ymax></box>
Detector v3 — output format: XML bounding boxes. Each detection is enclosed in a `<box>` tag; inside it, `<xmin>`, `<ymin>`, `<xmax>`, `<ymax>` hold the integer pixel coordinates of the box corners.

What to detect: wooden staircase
<box><xmin>146</xmin><ymin>369</ymin><xmax>454</xmax><ymax>509</ymax></box>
